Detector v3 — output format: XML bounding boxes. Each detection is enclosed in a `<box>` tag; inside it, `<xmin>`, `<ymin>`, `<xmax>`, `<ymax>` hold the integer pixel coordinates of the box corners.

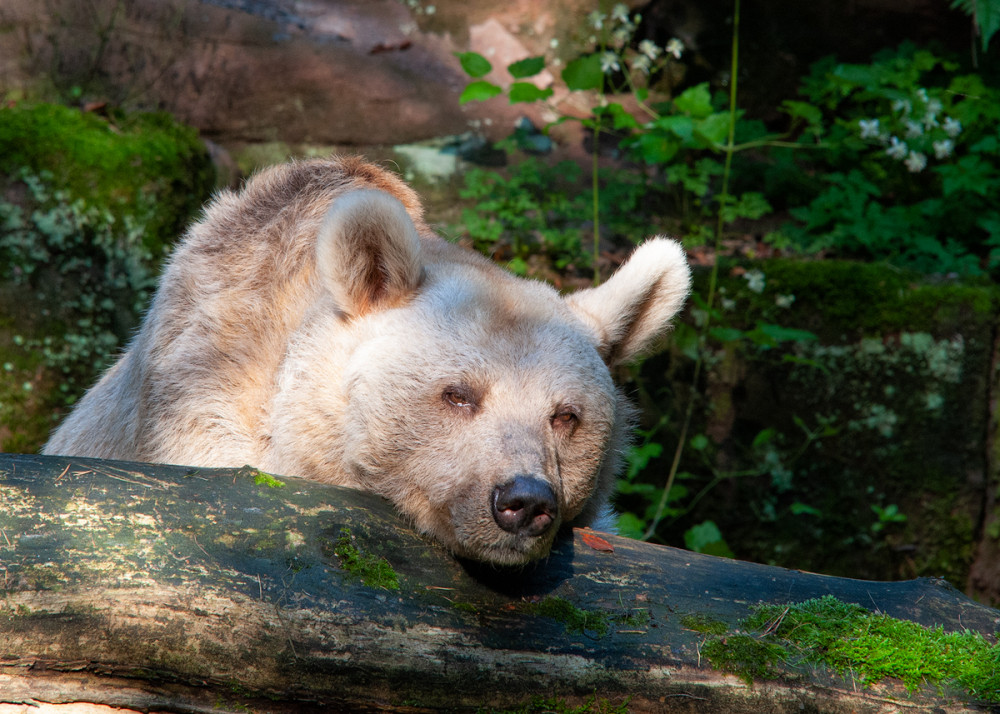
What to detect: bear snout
<box><xmin>491</xmin><ymin>476</ymin><xmax>559</xmax><ymax>538</ymax></box>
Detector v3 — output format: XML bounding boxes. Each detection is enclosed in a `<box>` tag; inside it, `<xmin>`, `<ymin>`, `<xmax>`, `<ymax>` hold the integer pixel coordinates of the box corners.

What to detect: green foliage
<box><xmin>0</xmin><ymin>103</ymin><xmax>214</xmax><ymax>406</ymax></box>
<box><xmin>772</xmin><ymin>44</ymin><xmax>1000</xmax><ymax>275</ymax></box>
<box><xmin>0</xmin><ymin>103</ymin><xmax>215</xmax><ymax>255</ymax></box>
<box><xmin>458</xmin><ymin>158</ymin><xmax>591</xmax><ymax>272</ymax></box>
<box><xmin>951</xmin><ymin>0</ymin><xmax>1000</xmax><ymax>52</ymax></box>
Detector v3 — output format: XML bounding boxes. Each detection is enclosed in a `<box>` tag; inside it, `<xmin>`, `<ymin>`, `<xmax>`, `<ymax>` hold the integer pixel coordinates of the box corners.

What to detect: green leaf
<box><xmin>508</xmin><ymin>56</ymin><xmax>546</xmax><ymax>79</ymax></box>
<box><xmin>951</xmin><ymin>0</ymin><xmax>1000</xmax><ymax>51</ymax></box>
<box><xmin>744</xmin><ymin>323</ymin><xmax>819</xmax><ymax>350</ymax></box>
<box><xmin>790</xmin><ymin>502</ymin><xmax>822</xmax><ymax>517</ymax></box>
<box><xmin>601</xmin><ymin>102</ymin><xmax>640</xmax><ymax>130</ymax></box>
<box><xmin>456</xmin><ymin>51</ymin><xmax>493</xmax><ymax>78</ymax></box>
<box><xmin>781</xmin><ymin>100</ymin><xmax>824</xmax><ymax>130</ymax></box>
<box><xmin>459</xmin><ymin>80</ymin><xmax>503</xmax><ymax>104</ymax></box>
<box><xmin>709</xmin><ymin>326</ymin><xmax>744</xmax><ymax>342</ymax></box>
<box><xmin>673</xmin><ymin>82</ymin><xmax>713</xmax><ymax>118</ymax></box>
<box><xmin>693</xmin><ymin>113</ymin><xmax>732</xmax><ymax>147</ymax></box>
<box><xmin>684</xmin><ymin>520</ymin><xmax>735</xmax><ymax>558</ymax></box>
<box><xmin>651</xmin><ymin>115</ymin><xmax>694</xmax><ymax>142</ymax></box>
<box><xmin>632</xmin><ymin>132</ymin><xmax>680</xmax><ymax>165</ymax></box>
<box><xmin>615</xmin><ymin>511</ymin><xmax>647</xmax><ymax>540</ymax></box>
<box><xmin>508</xmin><ymin>82</ymin><xmax>553</xmax><ymax>104</ymax></box>
<box><xmin>561</xmin><ymin>54</ymin><xmax>603</xmax><ymax>91</ymax></box>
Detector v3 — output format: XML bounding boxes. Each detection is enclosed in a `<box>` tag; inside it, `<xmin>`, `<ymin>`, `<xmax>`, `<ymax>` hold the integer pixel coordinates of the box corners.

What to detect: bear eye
<box><xmin>552</xmin><ymin>407</ymin><xmax>580</xmax><ymax>431</ymax></box>
<box><xmin>443</xmin><ymin>387</ymin><xmax>476</xmax><ymax>411</ymax></box>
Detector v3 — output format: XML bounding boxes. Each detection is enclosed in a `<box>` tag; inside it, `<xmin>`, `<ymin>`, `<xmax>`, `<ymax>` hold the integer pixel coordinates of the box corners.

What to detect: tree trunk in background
<box><xmin>1</xmin><ymin>454</ymin><xmax>997</xmax><ymax>713</ymax></box>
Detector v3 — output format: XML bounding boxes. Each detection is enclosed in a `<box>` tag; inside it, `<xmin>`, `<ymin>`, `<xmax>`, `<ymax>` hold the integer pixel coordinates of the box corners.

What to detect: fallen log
<box><xmin>1</xmin><ymin>454</ymin><xmax>997</xmax><ymax>713</ymax></box>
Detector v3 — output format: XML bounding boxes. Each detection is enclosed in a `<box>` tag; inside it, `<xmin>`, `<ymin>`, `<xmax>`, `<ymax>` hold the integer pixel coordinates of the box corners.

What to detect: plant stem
<box><xmin>642</xmin><ymin>0</ymin><xmax>741</xmax><ymax>541</ymax></box>
<box><xmin>592</xmin><ymin>118</ymin><xmax>601</xmax><ymax>285</ymax></box>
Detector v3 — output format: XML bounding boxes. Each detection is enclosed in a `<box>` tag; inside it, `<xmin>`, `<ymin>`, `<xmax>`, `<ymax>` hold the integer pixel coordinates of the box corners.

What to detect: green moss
<box><xmin>332</xmin><ymin>528</ymin><xmax>400</xmax><ymax>590</ymax></box>
<box><xmin>681</xmin><ymin>613</ymin><xmax>729</xmax><ymax>635</ymax></box>
<box><xmin>743</xmin><ymin>596</ymin><xmax>1000</xmax><ymax>701</ymax></box>
<box><xmin>693</xmin><ymin>596</ymin><xmax>1000</xmax><ymax>701</ymax></box>
<box><xmin>247</xmin><ymin>468</ymin><xmax>285</xmax><ymax>489</ymax></box>
<box><xmin>529</xmin><ymin>597</ymin><xmax>611</xmax><ymax>637</ymax></box>
<box><xmin>0</xmin><ymin>102</ymin><xmax>215</xmax><ymax>255</ymax></box>
<box><xmin>701</xmin><ymin>633</ymin><xmax>786</xmax><ymax>685</ymax></box>
<box><xmin>526</xmin><ymin>597</ymin><xmax>650</xmax><ymax>638</ymax></box>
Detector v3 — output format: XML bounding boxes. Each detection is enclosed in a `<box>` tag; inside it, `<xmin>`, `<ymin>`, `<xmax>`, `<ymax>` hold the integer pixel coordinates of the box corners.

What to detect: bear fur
<box><xmin>44</xmin><ymin>157</ymin><xmax>691</xmax><ymax>565</ymax></box>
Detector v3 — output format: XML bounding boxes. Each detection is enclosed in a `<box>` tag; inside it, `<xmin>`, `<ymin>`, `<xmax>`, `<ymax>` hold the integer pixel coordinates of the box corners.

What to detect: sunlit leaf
<box><xmin>562</xmin><ymin>54</ymin><xmax>603</xmax><ymax>91</ymax></box>
<box><xmin>456</xmin><ymin>51</ymin><xmax>493</xmax><ymax>78</ymax></box>
<box><xmin>459</xmin><ymin>80</ymin><xmax>502</xmax><ymax>104</ymax></box>
<box><xmin>509</xmin><ymin>82</ymin><xmax>553</xmax><ymax>104</ymax></box>
<box><xmin>508</xmin><ymin>56</ymin><xmax>546</xmax><ymax>78</ymax></box>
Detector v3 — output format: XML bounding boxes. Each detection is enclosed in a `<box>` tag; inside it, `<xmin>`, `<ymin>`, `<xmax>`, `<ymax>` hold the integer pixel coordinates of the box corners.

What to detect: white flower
<box><xmin>631</xmin><ymin>54</ymin><xmax>651</xmax><ymax>74</ymax></box>
<box><xmin>743</xmin><ymin>269</ymin><xmax>765</xmax><ymax>293</ymax></box>
<box><xmin>904</xmin><ymin>151</ymin><xmax>927</xmax><ymax>173</ymax></box>
<box><xmin>549</xmin><ymin>38</ymin><xmax>559</xmax><ymax>49</ymax></box>
<box><xmin>943</xmin><ymin>116</ymin><xmax>962</xmax><ymax>138</ymax></box>
<box><xmin>665</xmin><ymin>38</ymin><xmax>684</xmax><ymax>59</ymax></box>
<box><xmin>599</xmin><ymin>51</ymin><xmax>621</xmax><ymax>74</ymax></box>
<box><xmin>425</xmin><ymin>4</ymin><xmax>435</xmax><ymax>14</ymax></box>
<box><xmin>886</xmin><ymin>136</ymin><xmax>908</xmax><ymax>160</ymax></box>
<box><xmin>612</xmin><ymin>27</ymin><xmax>631</xmax><ymax>47</ymax></box>
<box><xmin>858</xmin><ymin>118</ymin><xmax>880</xmax><ymax>139</ymax></box>
<box><xmin>922</xmin><ymin>111</ymin><xmax>939</xmax><ymax>129</ymax></box>
<box><xmin>588</xmin><ymin>10</ymin><xmax>606</xmax><ymax>29</ymax></box>
<box><xmin>926</xmin><ymin>98</ymin><xmax>943</xmax><ymax>116</ymax></box>
<box><xmin>892</xmin><ymin>99</ymin><xmax>911</xmax><ymax>115</ymax></box>
<box><xmin>638</xmin><ymin>39</ymin><xmax>660</xmax><ymax>60</ymax></box>
<box><xmin>904</xmin><ymin>119</ymin><xmax>924</xmax><ymax>138</ymax></box>
<box><xmin>775</xmin><ymin>294</ymin><xmax>796</xmax><ymax>308</ymax></box>
<box><xmin>933</xmin><ymin>139</ymin><xmax>954</xmax><ymax>159</ymax></box>
<box><xmin>611</xmin><ymin>3</ymin><xmax>629</xmax><ymax>23</ymax></box>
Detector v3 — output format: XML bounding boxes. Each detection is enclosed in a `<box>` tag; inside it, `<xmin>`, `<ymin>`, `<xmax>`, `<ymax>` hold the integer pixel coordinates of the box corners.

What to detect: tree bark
<box><xmin>1</xmin><ymin>454</ymin><xmax>997</xmax><ymax>713</ymax></box>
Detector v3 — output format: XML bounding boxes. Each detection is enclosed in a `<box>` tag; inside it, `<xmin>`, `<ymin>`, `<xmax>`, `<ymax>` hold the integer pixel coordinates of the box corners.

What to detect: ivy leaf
<box><xmin>509</xmin><ymin>82</ymin><xmax>553</xmax><ymax>104</ymax></box>
<box><xmin>455</xmin><ymin>51</ymin><xmax>493</xmax><ymax>78</ymax></box>
<box><xmin>562</xmin><ymin>54</ymin><xmax>603</xmax><ymax>91</ymax></box>
<box><xmin>459</xmin><ymin>80</ymin><xmax>502</xmax><ymax>104</ymax></box>
<box><xmin>508</xmin><ymin>56</ymin><xmax>546</xmax><ymax>79</ymax></box>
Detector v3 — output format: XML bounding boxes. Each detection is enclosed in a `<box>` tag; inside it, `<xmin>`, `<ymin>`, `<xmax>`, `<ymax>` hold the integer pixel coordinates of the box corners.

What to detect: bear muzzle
<box><xmin>491</xmin><ymin>475</ymin><xmax>559</xmax><ymax>538</ymax></box>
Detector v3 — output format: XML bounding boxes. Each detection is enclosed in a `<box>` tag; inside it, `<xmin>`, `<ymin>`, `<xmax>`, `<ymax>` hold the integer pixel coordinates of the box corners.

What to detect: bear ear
<box><xmin>565</xmin><ymin>238</ymin><xmax>691</xmax><ymax>367</ymax></box>
<box><xmin>316</xmin><ymin>189</ymin><xmax>424</xmax><ymax>317</ymax></box>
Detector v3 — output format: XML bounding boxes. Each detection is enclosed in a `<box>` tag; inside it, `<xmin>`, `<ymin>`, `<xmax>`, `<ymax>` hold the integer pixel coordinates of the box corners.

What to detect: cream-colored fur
<box><xmin>44</xmin><ymin>157</ymin><xmax>691</xmax><ymax>565</ymax></box>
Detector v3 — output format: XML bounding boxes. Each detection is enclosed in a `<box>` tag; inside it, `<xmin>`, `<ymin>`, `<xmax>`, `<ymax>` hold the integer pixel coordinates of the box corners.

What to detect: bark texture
<box><xmin>1</xmin><ymin>453</ymin><xmax>998</xmax><ymax>713</ymax></box>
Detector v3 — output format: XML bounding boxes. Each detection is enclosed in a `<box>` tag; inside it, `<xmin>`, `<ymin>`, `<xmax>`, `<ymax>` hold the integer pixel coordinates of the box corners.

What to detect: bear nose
<box><xmin>491</xmin><ymin>476</ymin><xmax>558</xmax><ymax>537</ymax></box>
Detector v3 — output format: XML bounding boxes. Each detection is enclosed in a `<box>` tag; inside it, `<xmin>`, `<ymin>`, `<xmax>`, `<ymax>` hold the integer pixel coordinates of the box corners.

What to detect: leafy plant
<box><xmin>0</xmin><ymin>103</ymin><xmax>215</xmax><ymax>406</ymax></box>
<box><xmin>771</xmin><ymin>44</ymin><xmax>1000</xmax><ymax>275</ymax></box>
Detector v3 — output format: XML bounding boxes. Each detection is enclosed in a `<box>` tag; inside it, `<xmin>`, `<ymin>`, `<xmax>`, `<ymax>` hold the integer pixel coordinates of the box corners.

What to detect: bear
<box><xmin>44</xmin><ymin>156</ymin><xmax>691</xmax><ymax>565</ymax></box>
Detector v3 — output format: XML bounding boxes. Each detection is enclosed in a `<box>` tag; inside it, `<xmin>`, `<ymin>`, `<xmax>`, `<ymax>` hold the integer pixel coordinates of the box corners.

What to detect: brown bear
<box><xmin>44</xmin><ymin>157</ymin><xmax>691</xmax><ymax>565</ymax></box>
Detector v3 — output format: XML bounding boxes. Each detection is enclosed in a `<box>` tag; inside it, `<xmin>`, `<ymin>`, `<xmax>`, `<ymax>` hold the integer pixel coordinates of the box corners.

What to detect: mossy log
<box><xmin>1</xmin><ymin>454</ymin><xmax>998</xmax><ymax>713</ymax></box>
